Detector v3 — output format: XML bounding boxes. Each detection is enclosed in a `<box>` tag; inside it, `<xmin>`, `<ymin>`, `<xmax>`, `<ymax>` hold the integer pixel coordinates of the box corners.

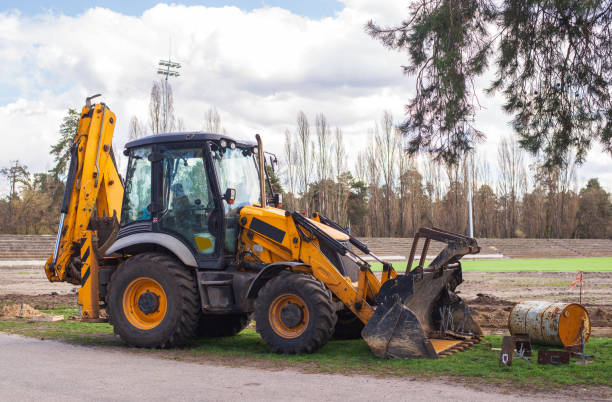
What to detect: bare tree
<box><xmin>149</xmin><ymin>81</ymin><xmax>163</xmax><ymax>134</ymax></box>
<box><xmin>315</xmin><ymin>113</ymin><xmax>331</xmax><ymax>214</ymax></box>
<box><xmin>149</xmin><ymin>79</ymin><xmax>175</xmax><ymax>134</ymax></box>
<box><xmin>283</xmin><ymin>129</ymin><xmax>298</xmax><ymax>210</ymax></box>
<box><xmin>376</xmin><ymin>111</ymin><xmax>399</xmax><ymax>236</ymax></box>
<box><xmin>421</xmin><ymin>156</ymin><xmax>443</xmax><ymax>226</ymax></box>
<box><xmin>176</xmin><ymin>117</ymin><xmax>186</xmax><ymax>132</ymax></box>
<box><xmin>497</xmin><ymin>136</ymin><xmax>527</xmax><ymax>237</ymax></box>
<box><xmin>365</xmin><ymin>133</ymin><xmax>381</xmax><ymax>236</ymax></box>
<box><xmin>203</xmin><ymin>106</ymin><xmax>222</xmax><ymax>133</ymax></box>
<box><xmin>354</xmin><ymin>149</ymin><xmax>367</xmax><ymax>184</ymax></box>
<box><xmin>333</xmin><ymin>127</ymin><xmax>348</xmax><ymax>224</ymax></box>
<box><xmin>128</xmin><ymin>116</ymin><xmax>147</xmax><ymax>140</ymax></box>
<box><xmin>443</xmin><ymin>161</ymin><xmax>467</xmax><ymax>234</ymax></box>
<box><xmin>296</xmin><ymin>111</ymin><xmax>312</xmax><ymax>214</ymax></box>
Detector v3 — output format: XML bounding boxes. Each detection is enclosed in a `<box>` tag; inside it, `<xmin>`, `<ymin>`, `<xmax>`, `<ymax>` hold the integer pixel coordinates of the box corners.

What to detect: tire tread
<box><xmin>106</xmin><ymin>252</ymin><xmax>200</xmax><ymax>348</ymax></box>
<box><xmin>255</xmin><ymin>273</ymin><xmax>337</xmax><ymax>354</ymax></box>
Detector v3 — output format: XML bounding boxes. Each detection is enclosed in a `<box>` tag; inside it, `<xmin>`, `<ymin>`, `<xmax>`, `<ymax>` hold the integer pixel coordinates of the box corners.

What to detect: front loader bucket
<box><xmin>362</xmin><ymin>228</ymin><xmax>482</xmax><ymax>359</ymax></box>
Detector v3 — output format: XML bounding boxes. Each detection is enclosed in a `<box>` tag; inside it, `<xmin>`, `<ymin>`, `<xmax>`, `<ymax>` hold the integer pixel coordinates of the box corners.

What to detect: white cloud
<box><xmin>0</xmin><ymin>1</ymin><xmax>609</xmax><ymax>196</ymax></box>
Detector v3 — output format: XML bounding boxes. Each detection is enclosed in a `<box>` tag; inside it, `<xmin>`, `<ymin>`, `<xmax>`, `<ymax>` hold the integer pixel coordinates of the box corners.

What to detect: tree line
<box><xmin>279</xmin><ymin>111</ymin><xmax>612</xmax><ymax>239</ymax></box>
<box><xmin>1</xmin><ymin>86</ymin><xmax>610</xmax><ymax>238</ymax></box>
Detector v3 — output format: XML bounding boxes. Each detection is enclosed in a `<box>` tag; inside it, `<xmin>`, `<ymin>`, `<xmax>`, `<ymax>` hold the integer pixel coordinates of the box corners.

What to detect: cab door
<box><xmin>158</xmin><ymin>145</ymin><xmax>220</xmax><ymax>258</ymax></box>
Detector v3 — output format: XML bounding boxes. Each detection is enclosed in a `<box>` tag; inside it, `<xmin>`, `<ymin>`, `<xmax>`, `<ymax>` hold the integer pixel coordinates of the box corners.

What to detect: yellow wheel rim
<box><xmin>122</xmin><ymin>277</ymin><xmax>167</xmax><ymax>330</ymax></box>
<box><xmin>269</xmin><ymin>294</ymin><xmax>309</xmax><ymax>339</ymax></box>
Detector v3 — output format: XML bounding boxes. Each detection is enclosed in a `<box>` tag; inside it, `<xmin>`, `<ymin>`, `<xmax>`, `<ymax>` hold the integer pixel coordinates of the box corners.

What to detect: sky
<box><xmin>0</xmin><ymin>0</ymin><xmax>610</xmax><ymax>195</ymax></box>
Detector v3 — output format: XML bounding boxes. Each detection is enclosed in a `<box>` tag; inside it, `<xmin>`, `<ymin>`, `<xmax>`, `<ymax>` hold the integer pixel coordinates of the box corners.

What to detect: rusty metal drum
<box><xmin>508</xmin><ymin>301</ymin><xmax>591</xmax><ymax>347</ymax></box>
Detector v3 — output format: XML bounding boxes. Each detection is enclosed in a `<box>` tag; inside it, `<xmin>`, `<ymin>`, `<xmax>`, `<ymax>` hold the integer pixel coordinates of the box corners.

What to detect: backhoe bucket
<box><xmin>362</xmin><ymin>228</ymin><xmax>482</xmax><ymax>359</ymax></box>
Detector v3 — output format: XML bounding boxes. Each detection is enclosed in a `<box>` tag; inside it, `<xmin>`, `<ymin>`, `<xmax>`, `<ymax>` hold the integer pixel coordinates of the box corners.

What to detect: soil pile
<box><xmin>589</xmin><ymin>306</ymin><xmax>612</xmax><ymax>327</ymax></box>
<box><xmin>466</xmin><ymin>293</ymin><xmax>612</xmax><ymax>332</ymax></box>
<box><xmin>0</xmin><ymin>303</ymin><xmax>47</xmax><ymax>319</ymax></box>
<box><xmin>0</xmin><ymin>293</ymin><xmax>75</xmax><ymax>310</ymax></box>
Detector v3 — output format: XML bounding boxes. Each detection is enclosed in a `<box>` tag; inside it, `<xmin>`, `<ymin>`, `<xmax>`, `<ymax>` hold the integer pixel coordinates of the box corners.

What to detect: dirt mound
<box><xmin>0</xmin><ymin>303</ymin><xmax>46</xmax><ymax>319</ymax></box>
<box><xmin>466</xmin><ymin>294</ymin><xmax>612</xmax><ymax>331</ymax></box>
<box><xmin>467</xmin><ymin>293</ymin><xmax>515</xmax><ymax>306</ymax></box>
<box><xmin>0</xmin><ymin>293</ymin><xmax>76</xmax><ymax>310</ymax></box>
<box><xmin>588</xmin><ymin>305</ymin><xmax>612</xmax><ymax>327</ymax></box>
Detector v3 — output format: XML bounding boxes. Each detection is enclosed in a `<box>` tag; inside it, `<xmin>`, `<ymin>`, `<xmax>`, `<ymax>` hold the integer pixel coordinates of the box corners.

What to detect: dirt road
<box><xmin>0</xmin><ymin>333</ymin><xmax>574</xmax><ymax>402</ymax></box>
<box><xmin>0</xmin><ymin>263</ymin><xmax>76</xmax><ymax>295</ymax></box>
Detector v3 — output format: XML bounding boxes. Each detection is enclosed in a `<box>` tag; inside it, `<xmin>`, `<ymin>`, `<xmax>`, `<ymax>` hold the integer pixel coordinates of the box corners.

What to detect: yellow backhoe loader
<box><xmin>46</xmin><ymin>96</ymin><xmax>482</xmax><ymax>358</ymax></box>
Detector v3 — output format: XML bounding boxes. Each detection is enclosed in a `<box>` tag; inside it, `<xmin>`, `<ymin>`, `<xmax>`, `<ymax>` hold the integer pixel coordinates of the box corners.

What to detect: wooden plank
<box><xmin>30</xmin><ymin>314</ymin><xmax>64</xmax><ymax>322</ymax></box>
<box><xmin>499</xmin><ymin>336</ymin><xmax>514</xmax><ymax>366</ymax></box>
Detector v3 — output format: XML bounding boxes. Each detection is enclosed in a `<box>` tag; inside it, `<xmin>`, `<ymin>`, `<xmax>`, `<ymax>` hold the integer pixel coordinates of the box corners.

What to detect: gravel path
<box><xmin>0</xmin><ymin>333</ymin><xmax>575</xmax><ymax>402</ymax></box>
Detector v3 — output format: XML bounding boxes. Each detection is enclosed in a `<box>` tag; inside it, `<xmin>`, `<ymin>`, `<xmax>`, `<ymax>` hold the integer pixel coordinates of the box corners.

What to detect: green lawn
<box><xmin>369</xmin><ymin>257</ymin><xmax>612</xmax><ymax>272</ymax></box>
<box><xmin>0</xmin><ymin>315</ymin><xmax>609</xmax><ymax>390</ymax></box>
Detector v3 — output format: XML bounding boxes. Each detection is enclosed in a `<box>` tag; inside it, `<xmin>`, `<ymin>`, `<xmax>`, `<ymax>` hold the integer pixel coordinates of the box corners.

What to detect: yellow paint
<box><xmin>429</xmin><ymin>339</ymin><xmax>463</xmax><ymax>353</ymax></box>
<box><xmin>122</xmin><ymin>277</ymin><xmax>168</xmax><ymax>330</ymax></box>
<box><xmin>268</xmin><ymin>294</ymin><xmax>309</xmax><ymax>339</ymax></box>
<box><xmin>194</xmin><ymin>235</ymin><xmax>213</xmax><ymax>252</ymax></box>
<box><xmin>559</xmin><ymin>304</ymin><xmax>591</xmax><ymax>346</ymax></box>
<box><xmin>238</xmin><ymin>205</ymin><xmax>380</xmax><ymax>325</ymax></box>
<box><xmin>45</xmin><ymin>102</ymin><xmax>123</xmax><ymax>320</ymax></box>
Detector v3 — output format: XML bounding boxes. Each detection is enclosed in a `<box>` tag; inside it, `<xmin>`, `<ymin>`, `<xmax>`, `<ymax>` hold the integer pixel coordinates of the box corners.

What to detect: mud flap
<box><xmin>362</xmin><ymin>294</ymin><xmax>437</xmax><ymax>359</ymax></box>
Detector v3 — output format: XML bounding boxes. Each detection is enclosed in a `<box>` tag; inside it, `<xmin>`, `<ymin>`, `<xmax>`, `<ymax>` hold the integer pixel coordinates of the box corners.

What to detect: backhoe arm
<box><xmin>45</xmin><ymin>96</ymin><xmax>123</xmax><ymax>319</ymax></box>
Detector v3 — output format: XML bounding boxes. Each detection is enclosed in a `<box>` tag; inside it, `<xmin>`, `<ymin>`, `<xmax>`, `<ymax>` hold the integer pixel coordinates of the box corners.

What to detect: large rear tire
<box><xmin>255</xmin><ymin>273</ymin><xmax>337</xmax><ymax>354</ymax></box>
<box><xmin>195</xmin><ymin>313</ymin><xmax>251</xmax><ymax>337</ymax></box>
<box><xmin>107</xmin><ymin>253</ymin><xmax>200</xmax><ymax>348</ymax></box>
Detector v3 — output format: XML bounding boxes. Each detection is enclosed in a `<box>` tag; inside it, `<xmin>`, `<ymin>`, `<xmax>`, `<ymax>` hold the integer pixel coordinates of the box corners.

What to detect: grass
<box><xmin>0</xmin><ymin>313</ymin><xmax>610</xmax><ymax>390</ymax></box>
<box><xmin>369</xmin><ymin>257</ymin><xmax>612</xmax><ymax>272</ymax></box>
<box><xmin>0</xmin><ymin>318</ymin><xmax>115</xmax><ymax>345</ymax></box>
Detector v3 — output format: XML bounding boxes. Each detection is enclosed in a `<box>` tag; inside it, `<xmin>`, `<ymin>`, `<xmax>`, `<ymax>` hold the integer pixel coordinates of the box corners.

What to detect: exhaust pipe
<box><xmin>255</xmin><ymin>134</ymin><xmax>266</xmax><ymax>208</ymax></box>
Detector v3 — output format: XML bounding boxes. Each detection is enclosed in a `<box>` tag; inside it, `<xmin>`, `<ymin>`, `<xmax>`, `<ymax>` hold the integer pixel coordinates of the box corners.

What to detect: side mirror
<box><xmin>223</xmin><ymin>188</ymin><xmax>236</xmax><ymax>205</ymax></box>
<box><xmin>273</xmin><ymin>193</ymin><xmax>282</xmax><ymax>208</ymax></box>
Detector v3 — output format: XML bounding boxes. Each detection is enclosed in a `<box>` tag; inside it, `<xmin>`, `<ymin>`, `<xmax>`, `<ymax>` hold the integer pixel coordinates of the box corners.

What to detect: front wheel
<box><xmin>107</xmin><ymin>253</ymin><xmax>200</xmax><ymax>348</ymax></box>
<box><xmin>255</xmin><ymin>273</ymin><xmax>337</xmax><ymax>354</ymax></box>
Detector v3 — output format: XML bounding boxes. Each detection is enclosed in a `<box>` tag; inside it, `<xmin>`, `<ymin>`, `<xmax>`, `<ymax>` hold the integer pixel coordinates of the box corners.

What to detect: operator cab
<box><xmin>117</xmin><ymin>132</ymin><xmax>261</xmax><ymax>269</ymax></box>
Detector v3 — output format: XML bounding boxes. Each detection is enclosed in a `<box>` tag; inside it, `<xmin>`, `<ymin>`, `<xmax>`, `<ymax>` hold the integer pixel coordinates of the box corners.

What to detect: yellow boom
<box><xmin>45</xmin><ymin>95</ymin><xmax>123</xmax><ymax>320</ymax></box>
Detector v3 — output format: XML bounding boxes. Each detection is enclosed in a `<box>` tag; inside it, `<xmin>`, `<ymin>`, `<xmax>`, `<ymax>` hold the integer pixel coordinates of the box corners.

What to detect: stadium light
<box><xmin>157</xmin><ymin>58</ymin><xmax>182</xmax><ymax>132</ymax></box>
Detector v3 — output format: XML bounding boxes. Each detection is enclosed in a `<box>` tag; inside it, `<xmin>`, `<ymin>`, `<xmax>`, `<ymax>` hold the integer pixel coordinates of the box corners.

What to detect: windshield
<box><xmin>212</xmin><ymin>145</ymin><xmax>260</xmax><ymax>210</ymax></box>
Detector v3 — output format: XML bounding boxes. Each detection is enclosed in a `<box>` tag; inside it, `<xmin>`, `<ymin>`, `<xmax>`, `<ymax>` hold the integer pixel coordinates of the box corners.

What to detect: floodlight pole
<box><xmin>467</xmin><ymin>154</ymin><xmax>474</xmax><ymax>238</ymax></box>
<box><xmin>164</xmin><ymin>66</ymin><xmax>168</xmax><ymax>132</ymax></box>
<box><xmin>157</xmin><ymin>58</ymin><xmax>181</xmax><ymax>132</ymax></box>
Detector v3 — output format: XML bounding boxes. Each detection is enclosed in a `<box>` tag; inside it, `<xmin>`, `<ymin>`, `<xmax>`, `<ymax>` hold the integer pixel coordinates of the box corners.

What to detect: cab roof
<box><xmin>124</xmin><ymin>132</ymin><xmax>257</xmax><ymax>150</ymax></box>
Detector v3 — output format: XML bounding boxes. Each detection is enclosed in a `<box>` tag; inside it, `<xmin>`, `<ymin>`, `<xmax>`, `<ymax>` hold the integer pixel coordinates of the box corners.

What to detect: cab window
<box><xmin>121</xmin><ymin>146</ymin><xmax>152</xmax><ymax>225</ymax></box>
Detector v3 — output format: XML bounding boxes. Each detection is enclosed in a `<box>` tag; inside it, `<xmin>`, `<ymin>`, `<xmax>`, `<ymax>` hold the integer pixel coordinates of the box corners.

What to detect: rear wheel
<box><xmin>195</xmin><ymin>313</ymin><xmax>251</xmax><ymax>337</ymax></box>
<box><xmin>255</xmin><ymin>273</ymin><xmax>337</xmax><ymax>354</ymax></box>
<box><xmin>107</xmin><ymin>253</ymin><xmax>200</xmax><ymax>348</ymax></box>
